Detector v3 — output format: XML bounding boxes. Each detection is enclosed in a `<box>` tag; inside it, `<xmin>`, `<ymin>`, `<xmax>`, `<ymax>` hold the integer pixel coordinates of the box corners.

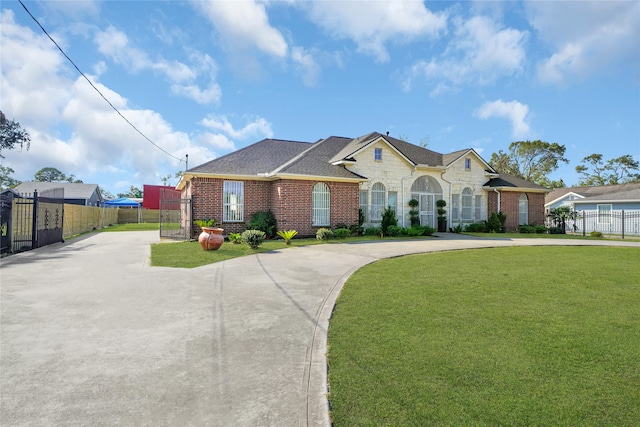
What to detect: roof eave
<box><xmin>482</xmin><ymin>186</ymin><xmax>548</xmax><ymax>193</ymax></box>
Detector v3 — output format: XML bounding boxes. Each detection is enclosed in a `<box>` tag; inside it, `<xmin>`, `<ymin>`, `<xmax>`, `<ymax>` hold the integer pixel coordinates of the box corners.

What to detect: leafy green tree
<box><xmin>0</xmin><ymin>111</ymin><xmax>30</xmax><ymax>158</ymax></box>
<box><xmin>0</xmin><ymin>165</ymin><xmax>21</xmax><ymax>189</ymax></box>
<box><xmin>575</xmin><ymin>153</ymin><xmax>640</xmax><ymax>186</ymax></box>
<box><xmin>489</xmin><ymin>140</ymin><xmax>569</xmax><ymax>187</ymax></box>
<box><xmin>117</xmin><ymin>185</ymin><xmax>143</xmax><ymax>198</ymax></box>
<box><xmin>100</xmin><ymin>188</ymin><xmax>114</xmax><ymax>200</ymax></box>
<box><xmin>34</xmin><ymin>167</ymin><xmax>66</xmax><ymax>182</ymax></box>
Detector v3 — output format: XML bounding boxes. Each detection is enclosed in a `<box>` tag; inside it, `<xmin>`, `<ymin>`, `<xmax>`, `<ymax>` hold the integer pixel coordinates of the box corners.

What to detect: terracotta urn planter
<box><xmin>198</xmin><ymin>227</ymin><xmax>224</xmax><ymax>251</ymax></box>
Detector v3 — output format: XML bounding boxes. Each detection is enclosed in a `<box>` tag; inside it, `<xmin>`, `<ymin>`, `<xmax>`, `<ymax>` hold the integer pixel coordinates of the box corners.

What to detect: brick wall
<box><xmin>487</xmin><ymin>190</ymin><xmax>546</xmax><ymax>231</ymax></box>
<box><xmin>191</xmin><ymin>177</ymin><xmax>359</xmax><ymax>237</ymax></box>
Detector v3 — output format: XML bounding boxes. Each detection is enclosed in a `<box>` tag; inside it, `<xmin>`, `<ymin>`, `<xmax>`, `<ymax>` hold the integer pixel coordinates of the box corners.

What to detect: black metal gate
<box><xmin>159</xmin><ymin>188</ymin><xmax>192</xmax><ymax>240</ymax></box>
<box><xmin>1</xmin><ymin>191</ymin><xmax>13</xmax><ymax>254</ymax></box>
<box><xmin>6</xmin><ymin>190</ymin><xmax>65</xmax><ymax>254</ymax></box>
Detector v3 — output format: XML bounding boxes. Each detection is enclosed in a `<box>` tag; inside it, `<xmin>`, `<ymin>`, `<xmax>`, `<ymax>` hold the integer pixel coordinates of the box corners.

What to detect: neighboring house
<box><xmin>13</xmin><ymin>182</ymin><xmax>104</xmax><ymax>207</ymax></box>
<box><xmin>545</xmin><ymin>183</ymin><xmax>640</xmax><ymax>214</ymax></box>
<box><xmin>177</xmin><ymin>132</ymin><xmax>547</xmax><ymax>236</ymax></box>
<box><xmin>545</xmin><ymin>183</ymin><xmax>640</xmax><ymax>236</ymax></box>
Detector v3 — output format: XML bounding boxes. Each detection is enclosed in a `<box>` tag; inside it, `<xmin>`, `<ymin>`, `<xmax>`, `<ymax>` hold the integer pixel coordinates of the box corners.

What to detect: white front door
<box><xmin>419</xmin><ymin>194</ymin><xmax>435</xmax><ymax>228</ymax></box>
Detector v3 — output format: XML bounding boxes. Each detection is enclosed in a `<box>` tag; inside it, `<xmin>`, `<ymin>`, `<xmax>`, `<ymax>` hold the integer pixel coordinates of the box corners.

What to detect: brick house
<box><xmin>177</xmin><ymin>132</ymin><xmax>547</xmax><ymax>236</ymax></box>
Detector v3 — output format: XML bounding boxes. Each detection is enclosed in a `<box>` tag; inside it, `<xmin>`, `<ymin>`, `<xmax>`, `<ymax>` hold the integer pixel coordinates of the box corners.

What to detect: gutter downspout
<box><xmin>440</xmin><ymin>170</ymin><xmax>452</xmax><ymax>228</ymax></box>
<box><xmin>493</xmin><ymin>188</ymin><xmax>501</xmax><ymax>212</ymax></box>
<box><xmin>401</xmin><ymin>166</ymin><xmax>417</xmax><ymax>228</ymax></box>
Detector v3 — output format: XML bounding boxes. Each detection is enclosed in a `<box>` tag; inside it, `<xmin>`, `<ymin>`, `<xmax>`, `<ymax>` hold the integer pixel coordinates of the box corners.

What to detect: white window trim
<box><xmin>312</xmin><ymin>182</ymin><xmax>330</xmax><ymax>226</ymax></box>
<box><xmin>223</xmin><ymin>181</ymin><xmax>244</xmax><ymax>222</ymax></box>
<box><xmin>464</xmin><ymin>158</ymin><xmax>471</xmax><ymax>170</ymax></box>
<box><xmin>597</xmin><ymin>204</ymin><xmax>612</xmax><ymax>224</ymax></box>
<box><xmin>519</xmin><ymin>193</ymin><xmax>528</xmax><ymax>225</ymax></box>
<box><xmin>374</xmin><ymin>148</ymin><xmax>382</xmax><ymax>161</ymax></box>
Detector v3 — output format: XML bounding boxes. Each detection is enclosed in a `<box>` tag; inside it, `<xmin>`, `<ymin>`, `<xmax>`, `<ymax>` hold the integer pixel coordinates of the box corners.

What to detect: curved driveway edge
<box><xmin>1</xmin><ymin>232</ymin><xmax>638</xmax><ymax>426</ymax></box>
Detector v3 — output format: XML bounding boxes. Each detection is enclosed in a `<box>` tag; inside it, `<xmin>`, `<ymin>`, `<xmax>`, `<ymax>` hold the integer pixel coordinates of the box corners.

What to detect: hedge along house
<box><xmin>177</xmin><ymin>131</ymin><xmax>547</xmax><ymax>236</ymax></box>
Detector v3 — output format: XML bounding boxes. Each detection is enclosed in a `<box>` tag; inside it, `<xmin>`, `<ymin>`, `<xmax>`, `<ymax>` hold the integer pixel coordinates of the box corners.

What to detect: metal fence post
<box><xmin>621</xmin><ymin>210</ymin><xmax>625</xmax><ymax>239</ymax></box>
<box><xmin>31</xmin><ymin>190</ymin><xmax>38</xmax><ymax>249</ymax></box>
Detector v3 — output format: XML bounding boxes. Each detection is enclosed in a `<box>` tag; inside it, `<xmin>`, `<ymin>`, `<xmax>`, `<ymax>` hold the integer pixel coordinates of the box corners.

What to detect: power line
<box><xmin>18</xmin><ymin>0</ymin><xmax>185</xmax><ymax>163</ymax></box>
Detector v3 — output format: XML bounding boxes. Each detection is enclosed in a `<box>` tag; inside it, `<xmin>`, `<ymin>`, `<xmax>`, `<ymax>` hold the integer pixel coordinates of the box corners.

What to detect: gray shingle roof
<box><xmin>572</xmin><ymin>188</ymin><xmax>640</xmax><ymax>203</ymax></box>
<box><xmin>545</xmin><ymin>183</ymin><xmax>640</xmax><ymax>203</ymax></box>
<box><xmin>13</xmin><ymin>182</ymin><xmax>101</xmax><ymax>200</ymax></box>
<box><xmin>188</xmin><ymin>139</ymin><xmax>312</xmax><ymax>175</ymax></box>
<box><xmin>483</xmin><ymin>173</ymin><xmax>548</xmax><ymax>191</ymax></box>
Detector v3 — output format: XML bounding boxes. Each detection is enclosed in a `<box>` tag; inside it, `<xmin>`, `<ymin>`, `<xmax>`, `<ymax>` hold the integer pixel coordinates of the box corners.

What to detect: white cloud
<box><xmin>94</xmin><ymin>26</ymin><xmax>221</xmax><ymax>104</ymax></box>
<box><xmin>200</xmin><ymin>115</ymin><xmax>274</xmax><ymax>140</ymax></box>
<box><xmin>192</xmin><ymin>0</ymin><xmax>288</xmax><ymax>58</ymax></box>
<box><xmin>403</xmin><ymin>14</ymin><xmax>527</xmax><ymax>92</ymax></box>
<box><xmin>304</xmin><ymin>0</ymin><xmax>446</xmax><ymax>62</ymax></box>
<box><xmin>474</xmin><ymin>100</ymin><xmax>531</xmax><ymax>138</ymax></box>
<box><xmin>291</xmin><ymin>46</ymin><xmax>321</xmax><ymax>86</ymax></box>
<box><xmin>526</xmin><ymin>0</ymin><xmax>640</xmax><ymax>85</ymax></box>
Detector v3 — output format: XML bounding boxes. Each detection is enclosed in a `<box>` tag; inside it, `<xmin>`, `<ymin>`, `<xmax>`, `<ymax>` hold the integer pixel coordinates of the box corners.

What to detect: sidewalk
<box><xmin>1</xmin><ymin>232</ymin><xmax>638</xmax><ymax>426</ymax></box>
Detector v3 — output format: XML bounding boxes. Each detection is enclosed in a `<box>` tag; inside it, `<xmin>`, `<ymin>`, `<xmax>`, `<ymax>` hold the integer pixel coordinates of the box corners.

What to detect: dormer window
<box><xmin>465</xmin><ymin>158</ymin><xmax>471</xmax><ymax>170</ymax></box>
<box><xmin>374</xmin><ymin>148</ymin><xmax>382</xmax><ymax>161</ymax></box>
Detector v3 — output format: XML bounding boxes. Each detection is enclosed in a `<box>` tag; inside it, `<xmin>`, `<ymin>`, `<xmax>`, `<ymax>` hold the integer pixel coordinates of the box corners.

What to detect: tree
<box><xmin>489</xmin><ymin>140</ymin><xmax>569</xmax><ymax>187</ymax></box>
<box><xmin>34</xmin><ymin>167</ymin><xmax>66</xmax><ymax>182</ymax></box>
<box><xmin>0</xmin><ymin>111</ymin><xmax>31</xmax><ymax>158</ymax></box>
<box><xmin>160</xmin><ymin>174</ymin><xmax>172</xmax><ymax>186</ymax></box>
<box><xmin>100</xmin><ymin>188</ymin><xmax>114</xmax><ymax>200</ymax></box>
<box><xmin>117</xmin><ymin>185</ymin><xmax>143</xmax><ymax>198</ymax></box>
<box><xmin>575</xmin><ymin>153</ymin><xmax>640</xmax><ymax>186</ymax></box>
<box><xmin>397</xmin><ymin>133</ymin><xmax>429</xmax><ymax>148</ymax></box>
<box><xmin>0</xmin><ymin>165</ymin><xmax>21</xmax><ymax>189</ymax></box>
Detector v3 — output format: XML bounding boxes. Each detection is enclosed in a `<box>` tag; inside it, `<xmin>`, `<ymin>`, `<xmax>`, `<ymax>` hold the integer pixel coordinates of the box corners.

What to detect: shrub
<box><xmin>405</xmin><ymin>227</ymin><xmax>424</xmax><ymax>237</ymax></box>
<box><xmin>316</xmin><ymin>228</ymin><xmax>334</xmax><ymax>241</ymax></box>
<box><xmin>436</xmin><ymin>199</ymin><xmax>447</xmax><ymax>219</ymax></box>
<box><xmin>241</xmin><ymin>229</ymin><xmax>266</xmax><ymax>249</ymax></box>
<box><xmin>549</xmin><ymin>227</ymin><xmax>564</xmax><ymax>234</ymax></box>
<box><xmin>590</xmin><ymin>231</ymin><xmax>603</xmax><ymax>238</ymax></box>
<box><xmin>334</xmin><ymin>223</ymin><xmax>349</xmax><ymax>231</ymax></box>
<box><xmin>276</xmin><ymin>229</ymin><xmax>298</xmax><ymax>245</ymax></box>
<box><xmin>534</xmin><ymin>225</ymin><xmax>548</xmax><ymax>234</ymax></box>
<box><xmin>386</xmin><ymin>225</ymin><xmax>403</xmax><ymax>237</ymax></box>
<box><xmin>350</xmin><ymin>224</ymin><xmax>363</xmax><ymax>236</ymax></box>
<box><xmin>452</xmin><ymin>224</ymin><xmax>463</xmax><ymax>233</ymax></box>
<box><xmin>381</xmin><ymin>206</ymin><xmax>398</xmax><ymax>235</ymax></box>
<box><xmin>364</xmin><ymin>227</ymin><xmax>382</xmax><ymax>236</ymax></box>
<box><xmin>465</xmin><ymin>222</ymin><xmax>487</xmax><ymax>232</ymax></box>
<box><xmin>228</xmin><ymin>232</ymin><xmax>242</xmax><ymax>244</ymax></box>
<box><xmin>487</xmin><ymin>212</ymin><xmax>502</xmax><ymax>233</ymax></box>
<box><xmin>420</xmin><ymin>225</ymin><xmax>436</xmax><ymax>236</ymax></box>
<box><xmin>246</xmin><ymin>210</ymin><xmax>277</xmax><ymax>238</ymax></box>
<box><xmin>194</xmin><ymin>218</ymin><xmax>218</xmax><ymax>229</ymax></box>
<box><xmin>408</xmin><ymin>199</ymin><xmax>420</xmax><ymax>227</ymax></box>
<box><xmin>333</xmin><ymin>228</ymin><xmax>351</xmax><ymax>239</ymax></box>
<box><xmin>519</xmin><ymin>225</ymin><xmax>535</xmax><ymax>234</ymax></box>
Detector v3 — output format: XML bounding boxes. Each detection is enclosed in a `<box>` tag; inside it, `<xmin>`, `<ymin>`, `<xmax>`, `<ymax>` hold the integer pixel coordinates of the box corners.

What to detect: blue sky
<box><xmin>1</xmin><ymin>0</ymin><xmax>638</xmax><ymax>196</ymax></box>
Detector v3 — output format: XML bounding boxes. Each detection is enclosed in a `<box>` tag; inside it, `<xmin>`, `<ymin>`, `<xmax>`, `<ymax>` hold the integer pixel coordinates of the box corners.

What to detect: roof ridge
<box><xmin>270</xmin><ymin>137</ymin><xmax>330</xmax><ymax>174</ymax></box>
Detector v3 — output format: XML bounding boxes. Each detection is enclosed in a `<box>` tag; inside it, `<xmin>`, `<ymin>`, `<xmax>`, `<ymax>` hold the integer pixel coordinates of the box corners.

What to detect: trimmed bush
<box><xmin>549</xmin><ymin>227</ymin><xmax>564</xmax><ymax>234</ymax></box>
<box><xmin>246</xmin><ymin>210</ymin><xmax>277</xmax><ymax>238</ymax></box>
<box><xmin>386</xmin><ymin>225</ymin><xmax>403</xmax><ymax>237</ymax></box>
<box><xmin>228</xmin><ymin>232</ymin><xmax>242</xmax><ymax>244</ymax></box>
<box><xmin>534</xmin><ymin>225</ymin><xmax>548</xmax><ymax>234</ymax></box>
<box><xmin>465</xmin><ymin>222</ymin><xmax>487</xmax><ymax>232</ymax></box>
<box><xmin>364</xmin><ymin>227</ymin><xmax>382</xmax><ymax>236</ymax></box>
<box><xmin>316</xmin><ymin>228</ymin><xmax>334</xmax><ymax>241</ymax></box>
<box><xmin>381</xmin><ymin>206</ymin><xmax>398</xmax><ymax>236</ymax></box>
<box><xmin>241</xmin><ymin>229</ymin><xmax>266</xmax><ymax>249</ymax></box>
<box><xmin>590</xmin><ymin>231</ymin><xmax>604</xmax><ymax>238</ymax></box>
<box><xmin>405</xmin><ymin>227</ymin><xmax>424</xmax><ymax>237</ymax></box>
<box><xmin>487</xmin><ymin>212</ymin><xmax>502</xmax><ymax>233</ymax></box>
<box><xmin>333</xmin><ymin>228</ymin><xmax>351</xmax><ymax>239</ymax></box>
<box><xmin>519</xmin><ymin>225</ymin><xmax>534</xmax><ymax>233</ymax></box>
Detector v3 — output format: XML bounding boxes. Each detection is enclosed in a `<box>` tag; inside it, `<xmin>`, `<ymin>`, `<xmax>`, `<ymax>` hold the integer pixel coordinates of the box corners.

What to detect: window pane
<box><xmin>451</xmin><ymin>194</ymin><xmax>460</xmax><ymax>221</ymax></box>
<box><xmin>475</xmin><ymin>195</ymin><xmax>482</xmax><ymax>221</ymax></box>
<box><xmin>313</xmin><ymin>182</ymin><xmax>330</xmax><ymax>226</ymax></box>
<box><xmin>388</xmin><ymin>191</ymin><xmax>397</xmax><ymax>213</ymax></box>
<box><xmin>223</xmin><ymin>181</ymin><xmax>244</xmax><ymax>222</ymax></box>
<box><xmin>598</xmin><ymin>204</ymin><xmax>611</xmax><ymax>224</ymax></box>
<box><xmin>371</xmin><ymin>182</ymin><xmax>386</xmax><ymax>221</ymax></box>
<box><xmin>359</xmin><ymin>190</ymin><xmax>368</xmax><ymax>222</ymax></box>
<box><xmin>461</xmin><ymin>188</ymin><xmax>472</xmax><ymax>221</ymax></box>
<box><xmin>519</xmin><ymin>193</ymin><xmax>528</xmax><ymax>225</ymax></box>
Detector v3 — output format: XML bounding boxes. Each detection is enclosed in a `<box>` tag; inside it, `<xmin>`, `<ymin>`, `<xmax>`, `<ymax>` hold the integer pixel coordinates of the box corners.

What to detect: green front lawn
<box><xmin>328</xmin><ymin>246</ymin><xmax>640</xmax><ymax>426</ymax></box>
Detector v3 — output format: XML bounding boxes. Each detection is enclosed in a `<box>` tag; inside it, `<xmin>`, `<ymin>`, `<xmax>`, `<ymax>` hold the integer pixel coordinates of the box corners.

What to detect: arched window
<box><xmin>461</xmin><ymin>188</ymin><xmax>473</xmax><ymax>222</ymax></box>
<box><xmin>312</xmin><ymin>182</ymin><xmax>330</xmax><ymax>226</ymax></box>
<box><xmin>519</xmin><ymin>193</ymin><xmax>528</xmax><ymax>225</ymax></box>
<box><xmin>371</xmin><ymin>182</ymin><xmax>386</xmax><ymax>222</ymax></box>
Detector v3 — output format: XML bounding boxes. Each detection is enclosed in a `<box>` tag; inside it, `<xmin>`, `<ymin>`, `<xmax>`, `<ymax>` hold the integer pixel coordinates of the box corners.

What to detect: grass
<box><xmin>463</xmin><ymin>231</ymin><xmax>640</xmax><ymax>241</ymax></box>
<box><xmin>327</xmin><ymin>246</ymin><xmax>640</xmax><ymax>426</ymax></box>
<box><xmin>150</xmin><ymin>235</ymin><xmax>434</xmax><ymax>268</ymax></box>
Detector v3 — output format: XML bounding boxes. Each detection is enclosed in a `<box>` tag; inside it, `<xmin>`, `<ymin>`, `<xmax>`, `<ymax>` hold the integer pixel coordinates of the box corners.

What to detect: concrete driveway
<box><xmin>1</xmin><ymin>231</ymin><xmax>639</xmax><ymax>426</ymax></box>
